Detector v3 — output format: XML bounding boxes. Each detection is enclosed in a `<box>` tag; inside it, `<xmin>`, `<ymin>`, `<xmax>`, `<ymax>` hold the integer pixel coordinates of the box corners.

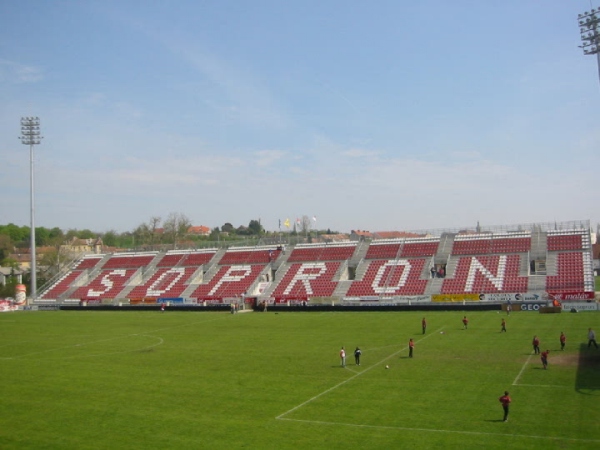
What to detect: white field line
<box><xmin>512</xmin><ymin>352</ymin><xmax>534</xmax><ymax>386</ymax></box>
<box><xmin>277</xmin><ymin>417</ymin><xmax>600</xmax><ymax>444</ymax></box>
<box><xmin>0</xmin><ymin>314</ymin><xmax>231</xmax><ymax>360</ymax></box>
<box><xmin>276</xmin><ymin>327</ymin><xmax>444</xmax><ymax>419</ymax></box>
<box><xmin>0</xmin><ymin>339</ymin><xmax>43</xmax><ymax>349</ymax></box>
<box><xmin>515</xmin><ymin>384</ymin><xmax>571</xmax><ymax>388</ymax></box>
<box><xmin>52</xmin><ymin>335</ymin><xmax>164</xmax><ymax>359</ymax></box>
<box><xmin>364</xmin><ymin>343</ymin><xmax>405</xmax><ymax>352</ymax></box>
<box><xmin>141</xmin><ymin>314</ymin><xmax>234</xmax><ymax>335</ymax></box>
<box><xmin>0</xmin><ymin>334</ymin><xmax>164</xmax><ymax>360</ymax></box>
<box><xmin>0</xmin><ymin>333</ymin><xmax>152</xmax><ymax>359</ymax></box>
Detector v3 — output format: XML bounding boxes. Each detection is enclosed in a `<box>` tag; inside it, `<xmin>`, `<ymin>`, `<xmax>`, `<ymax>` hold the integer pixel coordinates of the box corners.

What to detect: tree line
<box><xmin>0</xmin><ymin>214</ymin><xmax>265</xmax><ymax>258</ymax></box>
<box><xmin>0</xmin><ymin>213</ymin><xmax>330</xmax><ymax>266</ymax></box>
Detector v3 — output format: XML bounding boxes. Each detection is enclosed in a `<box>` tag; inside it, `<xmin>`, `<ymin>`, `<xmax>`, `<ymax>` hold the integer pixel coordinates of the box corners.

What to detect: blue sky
<box><xmin>0</xmin><ymin>0</ymin><xmax>599</xmax><ymax>234</ymax></box>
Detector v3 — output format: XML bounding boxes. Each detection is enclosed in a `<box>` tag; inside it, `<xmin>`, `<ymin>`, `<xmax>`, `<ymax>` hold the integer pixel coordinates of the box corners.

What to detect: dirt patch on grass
<box><xmin>552</xmin><ymin>353</ymin><xmax>579</xmax><ymax>367</ymax></box>
<box><xmin>553</xmin><ymin>351</ymin><xmax>600</xmax><ymax>367</ymax></box>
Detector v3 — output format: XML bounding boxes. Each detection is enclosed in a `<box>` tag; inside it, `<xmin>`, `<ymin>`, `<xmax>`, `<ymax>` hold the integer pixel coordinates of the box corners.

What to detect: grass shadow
<box><xmin>576</xmin><ymin>343</ymin><xmax>600</xmax><ymax>395</ymax></box>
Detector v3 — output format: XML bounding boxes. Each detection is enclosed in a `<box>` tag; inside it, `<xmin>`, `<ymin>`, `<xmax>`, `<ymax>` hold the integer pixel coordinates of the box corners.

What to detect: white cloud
<box><xmin>0</xmin><ymin>58</ymin><xmax>44</xmax><ymax>83</ymax></box>
<box><xmin>254</xmin><ymin>150</ymin><xmax>286</xmax><ymax>167</ymax></box>
<box><xmin>449</xmin><ymin>150</ymin><xmax>482</xmax><ymax>160</ymax></box>
<box><xmin>122</xmin><ymin>20</ymin><xmax>291</xmax><ymax>130</ymax></box>
<box><xmin>341</xmin><ymin>148</ymin><xmax>380</xmax><ymax>158</ymax></box>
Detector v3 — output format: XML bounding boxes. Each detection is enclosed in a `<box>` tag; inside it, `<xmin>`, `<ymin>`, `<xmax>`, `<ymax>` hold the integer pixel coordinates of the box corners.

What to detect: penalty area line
<box><xmin>276</xmin><ymin>326</ymin><xmax>445</xmax><ymax>420</ymax></box>
<box><xmin>277</xmin><ymin>417</ymin><xmax>600</xmax><ymax>444</ymax></box>
<box><xmin>512</xmin><ymin>352</ymin><xmax>534</xmax><ymax>386</ymax></box>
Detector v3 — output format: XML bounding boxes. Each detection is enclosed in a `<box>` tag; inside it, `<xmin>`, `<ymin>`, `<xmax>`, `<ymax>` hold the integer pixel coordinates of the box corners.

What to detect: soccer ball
<box><xmin>385</xmin><ymin>365</ymin><xmax>389</xmax><ymax>369</ymax></box>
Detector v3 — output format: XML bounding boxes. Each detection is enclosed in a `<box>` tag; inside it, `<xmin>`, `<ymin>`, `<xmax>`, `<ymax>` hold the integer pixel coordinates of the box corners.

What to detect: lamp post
<box><xmin>19</xmin><ymin>117</ymin><xmax>43</xmax><ymax>301</ymax></box>
<box><xmin>578</xmin><ymin>8</ymin><xmax>600</xmax><ymax>86</ymax></box>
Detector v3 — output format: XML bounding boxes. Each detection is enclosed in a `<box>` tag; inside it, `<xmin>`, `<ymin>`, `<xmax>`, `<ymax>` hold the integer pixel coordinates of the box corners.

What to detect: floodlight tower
<box><xmin>578</xmin><ymin>8</ymin><xmax>600</xmax><ymax>85</ymax></box>
<box><xmin>19</xmin><ymin>117</ymin><xmax>43</xmax><ymax>301</ymax></box>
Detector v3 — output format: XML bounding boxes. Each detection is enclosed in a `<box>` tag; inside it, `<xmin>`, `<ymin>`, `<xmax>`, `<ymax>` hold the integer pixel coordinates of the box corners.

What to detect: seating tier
<box><xmin>128</xmin><ymin>267</ymin><xmax>198</xmax><ymax>298</ymax></box>
<box><xmin>157</xmin><ymin>251</ymin><xmax>216</xmax><ymax>267</ymax></box>
<box><xmin>287</xmin><ymin>245</ymin><xmax>355</xmax><ymax>262</ymax></box>
<box><xmin>102</xmin><ymin>254</ymin><xmax>156</xmax><ymax>269</ymax></box>
<box><xmin>73</xmin><ymin>257</ymin><xmax>104</xmax><ymax>270</ymax></box>
<box><xmin>71</xmin><ymin>269</ymin><xmax>137</xmax><ymax>299</ymax></box>
<box><xmin>346</xmin><ymin>258</ymin><xmax>428</xmax><ymax>296</ymax></box>
<box><xmin>547</xmin><ymin>231</ymin><xmax>587</xmax><ymax>251</ymax></box>
<box><xmin>39</xmin><ymin>271</ymin><xmax>83</xmax><ymax>299</ymax></box>
<box><xmin>190</xmin><ymin>264</ymin><xmax>264</xmax><ymax>299</ymax></box>
<box><xmin>270</xmin><ymin>262</ymin><xmax>341</xmax><ymax>298</ymax></box>
<box><xmin>218</xmin><ymin>249</ymin><xmax>280</xmax><ymax>265</ymax></box>
<box><xmin>366</xmin><ymin>238</ymin><xmax>440</xmax><ymax>259</ymax></box>
<box><xmin>441</xmin><ymin>255</ymin><xmax>528</xmax><ymax>294</ymax></box>
<box><xmin>452</xmin><ymin>235</ymin><xmax>531</xmax><ymax>255</ymax></box>
<box><xmin>546</xmin><ymin>252</ymin><xmax>594</xmax><ymax>293</ymax></box>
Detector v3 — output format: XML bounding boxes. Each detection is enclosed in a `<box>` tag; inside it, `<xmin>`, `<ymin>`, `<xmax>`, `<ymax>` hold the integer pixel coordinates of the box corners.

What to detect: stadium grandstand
<box><xmin>34</xmin><ymin>220</ymin><xmax>596</xmax><ymax>309</ymax></box>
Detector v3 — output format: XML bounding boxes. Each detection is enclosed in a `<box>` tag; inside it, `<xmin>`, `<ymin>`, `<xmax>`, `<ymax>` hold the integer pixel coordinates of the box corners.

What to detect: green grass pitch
<box><xmin>0</xmin><ymin>309</ymin><xmax>598</xmax><ymax>449</ymax></box>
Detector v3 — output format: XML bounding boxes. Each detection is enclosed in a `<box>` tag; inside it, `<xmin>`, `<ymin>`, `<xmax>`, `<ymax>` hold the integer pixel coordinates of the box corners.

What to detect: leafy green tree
<box><xmin>221</xmin><ymin>223</ymin><xmax>235</xmax><ymax>233</ymax></box>
<box><xmin>35</xmin><ymin>227</ymin><xmax>50</xmax><ymax>246</ymax></box>
<box><xmin>65</xmin><ymin>229</ymin><xmax>79</xmax><ymax>242</ymax></box>
<box><xmin>78</xmin><ymin>229</ymin><xmax>95</xmax><ymax>239</ymax></box>
<box><xmin>48</xmin><ymin>227</ymin><xmax>64</xmax><ymax>241</ymax></box>
<box><xmin>102</xmin><ymin>230</ymin><xmax>118</xmax><ymax>247</ymax></box>
<box><xmin>0</xmin><ymin>257</ymin><xmax>19</xmax><ymax>270</ymax></box>
<box><xmin>236</xmin><ymin>225</ymin><xmax>250</xmax><ymax>235</ymax></box>
<box><xmin>0</xmin><ymin>234</ymin><xmax>13</xmax><ymax>261</ymax></box>
<box><xmin>248</xmin><ymin>220</ymin><xmax>264</xmax><ymax>235</ymax></box>
<box><xmin>209</xmin><ymin>227</ymin><xmax>221</xmax><ymax>240</ymax></box>
<box><xmin>0</xmin><ymin>277</ymin><xmax>19</xmax><ymax>299</ymax></box>
<box><xmin>119</xmin><ymin>232</ymin><xmax>135</xmax><ymax>248</ymax></box>
<box><xmin>1</xmin><ymin>224</ymin><xmax>28</xmax><ymax>243</ymax></box>
<box><xmin>133</xmin><ymin>223</ymin><xmax>151</xmax><ymax>247</ymax></box>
